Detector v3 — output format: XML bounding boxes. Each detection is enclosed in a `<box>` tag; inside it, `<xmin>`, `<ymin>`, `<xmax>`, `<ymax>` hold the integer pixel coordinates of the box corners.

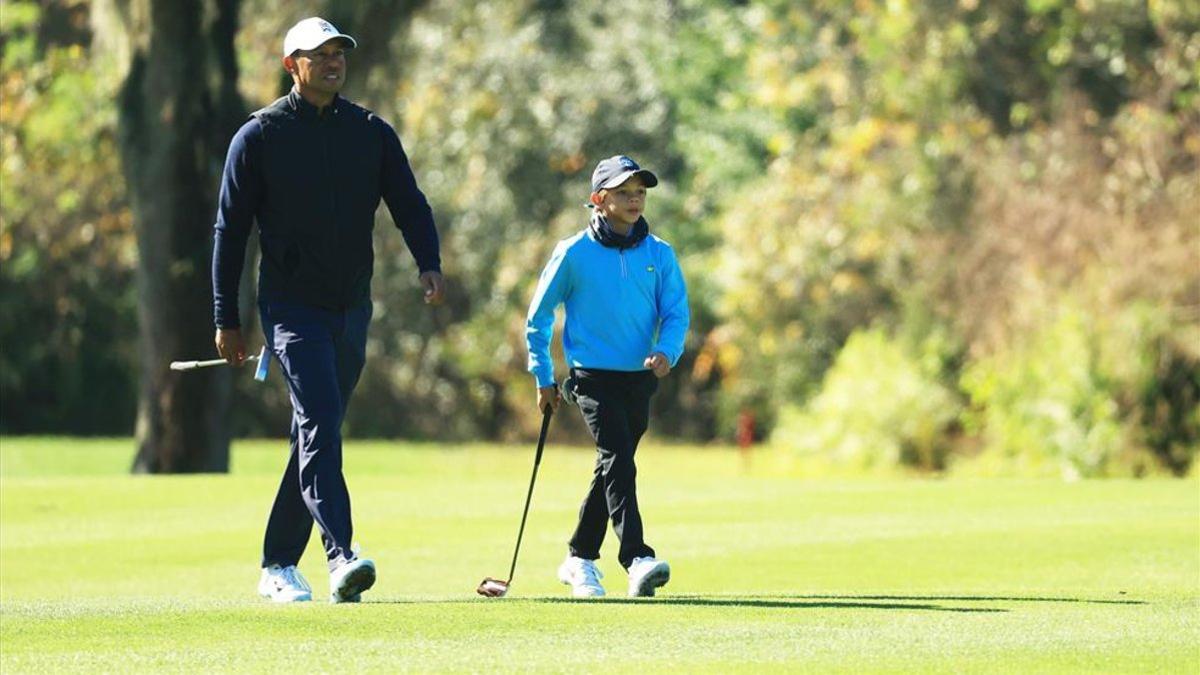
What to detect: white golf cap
<box><xmin>283</xmin><ymin>17</ymin><xmax>357</xmax><ymax>57</ymax></box>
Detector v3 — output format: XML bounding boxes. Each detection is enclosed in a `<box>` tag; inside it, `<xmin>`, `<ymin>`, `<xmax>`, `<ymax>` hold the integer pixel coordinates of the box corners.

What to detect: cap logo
<box><xmin>618</xmin><ymin>157</ymin><xmax>637</xmax><ymax>169</ymax></box>
<box><xmin>319</xmin><ymin>21</ymin><xmax>334</xmax><ymax>33</ymax></box>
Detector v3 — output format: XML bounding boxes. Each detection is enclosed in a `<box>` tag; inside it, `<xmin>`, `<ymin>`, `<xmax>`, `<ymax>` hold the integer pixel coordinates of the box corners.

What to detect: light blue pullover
<box><xmin>526</xmin><ymin>226</ymin><xmax>690</xmax><ymax>388</ymax></box>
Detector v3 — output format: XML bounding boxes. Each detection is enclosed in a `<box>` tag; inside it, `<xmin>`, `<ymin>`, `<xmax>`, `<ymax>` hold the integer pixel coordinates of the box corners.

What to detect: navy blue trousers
<box><xmin>566</xmin><ymin>368</ymin><xmax>658</xmax><ymax>569</ymax></box>
<box><xmin>258</xmin><ymin>298</ymin><xmax>371</xmax><ymax>570</ymax></box>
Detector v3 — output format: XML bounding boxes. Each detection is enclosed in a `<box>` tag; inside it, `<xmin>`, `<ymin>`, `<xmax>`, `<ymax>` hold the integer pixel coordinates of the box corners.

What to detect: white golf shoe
<box><xmin>557</xmin><ymin>556</ymin><xmax>605</xmax><ymax>598</ymax></box>
<box><xmin>329</xmin><ymin>556</ymin><xmax>376</xmax><ymax>604</ymax></box>
<box><xmin>627</xmin><ymin>556</ymin><xmax>670</xmax><ymax>597</ymax></box>
<box><xmin>258</xmin><ymin>564</ymin><xmax>312</xmax><ymax>603</ymax></box>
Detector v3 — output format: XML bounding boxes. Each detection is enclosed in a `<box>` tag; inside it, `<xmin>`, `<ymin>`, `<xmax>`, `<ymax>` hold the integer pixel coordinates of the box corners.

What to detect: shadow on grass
<box><xmin>3</xmin><ymin>591</ymin><xmax>1145</xmax><ymax>613</ymax></box>
<box><xmin>371</xmin><ymin>595</ymin><xmax>1005</xmax><ymax>613</ymax></box>
<box><xmin>372</xmin><ymin>591</ymin><xmax>1145</xmax><ymax>611</ymax></box>
<box><xmin>531</xmin><ymin>596</ymin><xmax>1005</xmax><ymax>613</ymax></box>
<box><xmin>772</xmin><ymin>594</ymin><xmax>1146</xmax><ymax>606</ymax></box>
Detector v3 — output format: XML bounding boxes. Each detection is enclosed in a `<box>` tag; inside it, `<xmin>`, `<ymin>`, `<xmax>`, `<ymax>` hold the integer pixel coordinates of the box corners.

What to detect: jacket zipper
<box><xmin>320</xmin><ymin>110</ymin><xmax>341</xmax><ymax>299</ymax></box>
<box><xmin>620</xmin><ymin>249</ymin><xmax>627</xmax><ymax>278</ymax></box>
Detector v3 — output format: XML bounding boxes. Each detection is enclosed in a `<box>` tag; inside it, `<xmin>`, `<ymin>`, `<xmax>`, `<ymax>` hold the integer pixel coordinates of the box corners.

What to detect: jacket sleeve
<box><xmin>212</xmin><ymin>119</ymin><xmax>263</xmax><ymax>330</ymax></box>
<box><xmin>377</xmin><ymin>117</ymin><xmax>441</xmax><ymax>274</ymax></box>
<box><xmin>525</xmin><ymin>241</ymin><xmax>572</xmax><ymax>388</ymax></box>
<box><xmin>653</xmin><ymin>243</ymin><xmax>690</xmax><ymax>367</ymax></box>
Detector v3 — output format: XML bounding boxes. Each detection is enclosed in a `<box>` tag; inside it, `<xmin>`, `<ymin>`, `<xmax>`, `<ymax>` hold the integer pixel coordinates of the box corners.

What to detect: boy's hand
<box><xmin>537</xmin><ymin>385</ymin><xmax>560</xmax><ymax>413</ymax></box>
<box><xmin>644</xmin><ymin>352</ymin><xmax>670</xmax><ymax>378</ymax></box>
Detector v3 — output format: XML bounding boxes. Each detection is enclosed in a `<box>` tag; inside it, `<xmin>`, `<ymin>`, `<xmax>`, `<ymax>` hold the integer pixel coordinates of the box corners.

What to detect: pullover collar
<box><xmin>287</xmin><ymin>87</ymin><xmax>343</xmax><ymax>119</ymax></box>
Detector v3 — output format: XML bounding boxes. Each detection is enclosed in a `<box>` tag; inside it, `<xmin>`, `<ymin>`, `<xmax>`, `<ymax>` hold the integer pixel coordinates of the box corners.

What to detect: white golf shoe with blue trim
<box><xmin>258</xmin><ymin>564</ymin><xmax>312</xmax><ymax>603</ymax></box>
<box><xmin>329</xmin><ymin>556</ymin><xmax>376</xmax><ymax>604</ymax></box>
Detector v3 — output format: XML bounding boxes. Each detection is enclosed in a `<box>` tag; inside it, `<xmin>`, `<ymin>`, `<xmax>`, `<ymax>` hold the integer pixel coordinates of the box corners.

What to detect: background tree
<box><xmin>100</xmin><ymin>0</ymin><xmax>245</xmax><ymax>472</ymax></box>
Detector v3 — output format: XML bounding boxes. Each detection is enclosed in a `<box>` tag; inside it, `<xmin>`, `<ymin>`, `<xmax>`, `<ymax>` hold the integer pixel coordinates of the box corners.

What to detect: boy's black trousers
<box><xmin>566</xmin><ymin>368</ymin><xmax>659</xmax><ymax>569</ymax></box>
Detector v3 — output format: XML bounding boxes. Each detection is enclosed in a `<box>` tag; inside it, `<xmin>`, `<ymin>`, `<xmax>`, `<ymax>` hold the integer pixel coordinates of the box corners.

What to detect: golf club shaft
<box><xmin>507</xmin><ymin>406</ymin><xmax>553</xmax><ymax>583</ymax></box>
<box><xmin>170</xmin><ymin>354</ymin><xmax>260</xmax><ymax>371</ymax></box>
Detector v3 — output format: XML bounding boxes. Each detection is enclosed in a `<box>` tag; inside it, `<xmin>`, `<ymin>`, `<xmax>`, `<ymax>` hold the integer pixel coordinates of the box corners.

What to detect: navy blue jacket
<box><xmin>212</xmin><ymin>89</ymin><xmax>440</xmax><ymax>328</ymax></box>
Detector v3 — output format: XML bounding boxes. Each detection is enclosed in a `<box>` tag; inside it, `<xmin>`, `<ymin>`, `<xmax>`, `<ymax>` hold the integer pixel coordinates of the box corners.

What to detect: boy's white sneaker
<box><xmin>258</xmin><ymin>564</ymin><xmax>312</xmax><ymax>602</ymax></box>
<box><xmin>329</xmin><ymin>557</ymin><xmax>376</xmax><ymax>604</ymax></box>
<box><xmin>557</xmin><ymin>555</ymin><xmax>605</xmax><ymax>598</ymax></box>
<box><xmin>627</xmin><ymin>556</ymin><xmax>670</xmax><ymax>597</ymax></box>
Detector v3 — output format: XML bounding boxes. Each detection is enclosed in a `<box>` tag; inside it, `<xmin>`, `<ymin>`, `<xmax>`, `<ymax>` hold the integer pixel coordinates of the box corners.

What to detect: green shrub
<box><xmin>771</xmin><ymin>328</ymin><xmax>960</xmax><ymax>472</ymax></box>
<box><xmin>958</xmin><ymin>303</ymin><xmax>1173</xmax><ymax>478</ymax></box>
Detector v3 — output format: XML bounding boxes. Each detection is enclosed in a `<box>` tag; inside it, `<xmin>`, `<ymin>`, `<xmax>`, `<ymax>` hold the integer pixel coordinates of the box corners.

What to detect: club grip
<box><xmin>169</xmin><ymin>355</ymin><xmax>260</xmax><ymax>371</ymax></box>
<box><xmin>170</xmin><ymin>359</ymin><xmax>225</xmax><ymax>370</ymax></box>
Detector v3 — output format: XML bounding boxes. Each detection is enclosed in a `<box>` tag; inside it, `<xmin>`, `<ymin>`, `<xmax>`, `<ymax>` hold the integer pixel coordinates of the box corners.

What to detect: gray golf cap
<box><xmin>283</xmin><ymin>17</ymin><xmax>357</xmax><ymax>57</ymax></box>
<box><xmin>591</xmin><ymin>155</ymin><xmax>659</xmax><ymax>193</ymax></box>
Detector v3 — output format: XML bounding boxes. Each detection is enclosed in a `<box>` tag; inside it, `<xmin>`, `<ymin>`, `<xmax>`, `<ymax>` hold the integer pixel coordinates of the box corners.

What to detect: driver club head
<box><xmin>477</xmin><ymin>577</ymin><xmax>509</xmax><ymax>598</ymax></box>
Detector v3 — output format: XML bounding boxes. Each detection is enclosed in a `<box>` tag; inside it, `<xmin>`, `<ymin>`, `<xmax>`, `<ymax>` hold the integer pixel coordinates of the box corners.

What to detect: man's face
<box><xmin>594</xmin><ymin>175</ymin><xmax>648</xmax><ymax>227</ymax></box>
<box><xmin>284</xmin><ymin>39</ymin><xmax>349</xmax><ymax>99</ymax></box>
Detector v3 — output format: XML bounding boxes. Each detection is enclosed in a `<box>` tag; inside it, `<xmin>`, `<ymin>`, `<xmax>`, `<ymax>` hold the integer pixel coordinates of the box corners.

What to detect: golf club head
<box><xmin>253</xmin><ymin>346</ymin><xmax>269</xmax><ymax>382</ymax></box>
<box><xmin>477</xmin><ymin>577</ymin><xmax>509</xmax><ymax>598</ymax></box>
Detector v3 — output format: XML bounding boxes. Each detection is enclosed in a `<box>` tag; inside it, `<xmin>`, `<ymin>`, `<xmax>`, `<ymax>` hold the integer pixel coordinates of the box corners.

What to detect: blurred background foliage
<box><xmin>1</xmin><ymin>0</ymin><xmax>1197</xmax><ymax>477</ymax></box>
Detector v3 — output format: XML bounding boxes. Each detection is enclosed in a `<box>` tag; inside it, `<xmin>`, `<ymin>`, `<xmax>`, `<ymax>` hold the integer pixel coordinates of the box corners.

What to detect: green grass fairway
<box><xmin>2</xmin><ymin>437</ymin><xmax>1197</xmax><ymax>673</ymax></box>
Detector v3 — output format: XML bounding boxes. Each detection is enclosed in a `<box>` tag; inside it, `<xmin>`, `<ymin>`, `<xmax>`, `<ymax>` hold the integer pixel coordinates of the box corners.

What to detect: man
<box><xmin>211</xmin><ymin>17</ymin><xmax>445</xmax><ymax>604</ymax></box>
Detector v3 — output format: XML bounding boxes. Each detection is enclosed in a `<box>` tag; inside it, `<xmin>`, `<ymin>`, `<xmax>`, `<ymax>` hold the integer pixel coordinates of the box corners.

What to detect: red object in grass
<box><xmin>736</xmin><ymin>410</ymin><xmax>755</xmax><ymax>449</ymax></box>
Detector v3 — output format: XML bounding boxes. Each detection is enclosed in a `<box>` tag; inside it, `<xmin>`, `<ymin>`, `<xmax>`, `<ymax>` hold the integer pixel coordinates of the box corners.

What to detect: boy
<box><xmin>525</xmin><ymin>155</ymin><xmax>689</xmax><ymax>598</ymax></box>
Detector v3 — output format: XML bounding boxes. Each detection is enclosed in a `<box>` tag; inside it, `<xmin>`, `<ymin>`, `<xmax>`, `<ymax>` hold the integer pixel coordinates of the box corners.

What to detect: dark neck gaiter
<box><xmin>589</xmin><ymin>212</ymin><xmax>649</xmax><ymax>250</ymax></box>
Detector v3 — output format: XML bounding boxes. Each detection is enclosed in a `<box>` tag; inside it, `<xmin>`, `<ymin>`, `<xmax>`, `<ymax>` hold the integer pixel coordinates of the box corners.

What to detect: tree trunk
<box><xmin>113</xmin><ymin>0</ymin><xmax>244</xmax><ymax>473</ymax></box>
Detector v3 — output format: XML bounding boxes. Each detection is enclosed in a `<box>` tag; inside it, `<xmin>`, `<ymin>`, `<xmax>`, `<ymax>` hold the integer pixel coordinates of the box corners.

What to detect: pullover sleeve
<box><xmin>525</xmin><ymin>241</ymin><xmax>572</xmax><ymax>388</ymax></box>
<box><xmin>212</xmin><ymin>119</ymin><xmax>263</xmax><ymax>329</ymax></box>
<box><xmin>377</xmin><ymin>117</ymin><xmax>441</xmax><ymax>274</ymax></box>
<box><xmin>653</xmin><ymin>244</ymin><xmax>690</xmax><ymax>367</ymax></box>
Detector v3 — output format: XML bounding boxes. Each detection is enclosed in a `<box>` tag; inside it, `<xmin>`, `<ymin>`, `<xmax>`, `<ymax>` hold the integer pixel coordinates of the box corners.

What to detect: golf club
<box><xmin>170</xmin><ymin>346</ymin><xmax>271</xmax><ymax>381</ymax></box>
<box><xmin>477</xmin><ymin>404</ymin><xmax>554</xmax><ymax>598</ymax></box>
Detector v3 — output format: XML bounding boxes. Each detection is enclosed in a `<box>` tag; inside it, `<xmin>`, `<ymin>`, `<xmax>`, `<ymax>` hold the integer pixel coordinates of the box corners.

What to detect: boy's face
<box><xmin>591</xmin><ymin>175</ymin><xmax>648</xmax><ymax>228</ymax></box>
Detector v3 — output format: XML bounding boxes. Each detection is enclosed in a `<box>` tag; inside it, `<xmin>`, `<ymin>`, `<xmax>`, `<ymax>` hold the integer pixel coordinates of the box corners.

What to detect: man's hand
<box><xmin>537</xmin><ymin>385</ymin><xmax>559</xmax><ymax>413</ymax></box>
<box><xmin>644</xmin><ymin>352</ymin><xmax>670</xmax><ymax>378</ymax></box>
<box><xmin>420</xmin><ymin>270</ymin><xmax>445</xmax><ymax>305</ymax></box>
<box><xmin>215</xmin><ymin>328</ymin><xmax>247</xmax><ymax>366</ymax></box>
